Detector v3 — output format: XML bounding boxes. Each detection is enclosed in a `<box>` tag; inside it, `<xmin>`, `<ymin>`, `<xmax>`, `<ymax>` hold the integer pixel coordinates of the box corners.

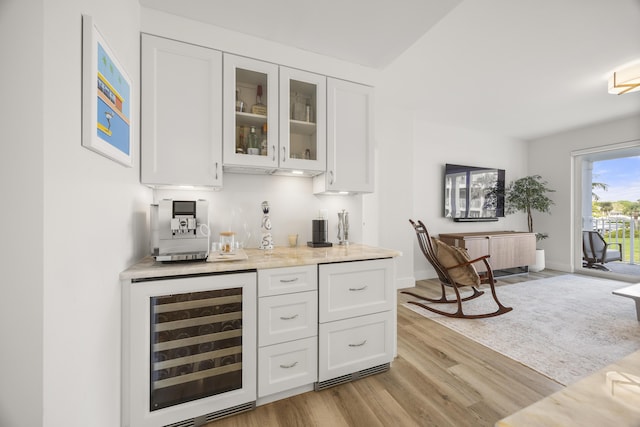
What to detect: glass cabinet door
<box><xmin>279</xmin><ymin>67</ymin><xmax>326</xmax><ymax>174</ymax></box>
<box><xmin>223</xmin><ymin>54</ymin><xmax>278</xmax><ymax>170</ymax></box>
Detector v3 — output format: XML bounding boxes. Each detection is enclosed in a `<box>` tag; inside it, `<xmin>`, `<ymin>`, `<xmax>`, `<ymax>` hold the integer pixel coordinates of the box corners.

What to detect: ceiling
<box><xmin>140</xmin><ymin>0</ymin><xmax>640</xmax><ymax>140</ymax></box>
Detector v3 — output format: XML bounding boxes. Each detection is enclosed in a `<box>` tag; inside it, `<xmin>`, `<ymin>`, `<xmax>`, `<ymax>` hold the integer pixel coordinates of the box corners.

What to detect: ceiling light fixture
<box><xmin>608</xmin><ymin>61</ymin><xmax>640</xmax><ymax>95</ymax></box>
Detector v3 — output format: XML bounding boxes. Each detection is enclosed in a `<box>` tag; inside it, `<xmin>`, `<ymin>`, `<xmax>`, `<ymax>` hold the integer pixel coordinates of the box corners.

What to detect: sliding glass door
<box><xmin>573</xmin><ymin>142</ymin><xmax>640</xmax><ymax>280</ymax></box>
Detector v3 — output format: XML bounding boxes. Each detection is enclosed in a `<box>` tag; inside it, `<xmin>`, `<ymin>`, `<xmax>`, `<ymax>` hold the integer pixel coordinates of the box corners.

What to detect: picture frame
<box><xmin>82</xmin><ymin>14</ymin><xmax>133</xmax><ymax>167</ymax></box>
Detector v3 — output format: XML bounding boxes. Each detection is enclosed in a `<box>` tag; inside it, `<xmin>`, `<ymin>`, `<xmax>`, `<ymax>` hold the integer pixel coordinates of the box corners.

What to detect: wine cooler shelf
<box><xmin>150</xmin><ymin>288</ymin><xmax>244</xmax><ymax>411</ymax></box>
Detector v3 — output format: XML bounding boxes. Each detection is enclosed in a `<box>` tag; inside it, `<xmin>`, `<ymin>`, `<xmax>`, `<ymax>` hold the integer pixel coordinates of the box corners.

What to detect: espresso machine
<box><xmin>150</xmin><ymin>199</ymin><xmax>210</xmax><ymax>261</ymax></box>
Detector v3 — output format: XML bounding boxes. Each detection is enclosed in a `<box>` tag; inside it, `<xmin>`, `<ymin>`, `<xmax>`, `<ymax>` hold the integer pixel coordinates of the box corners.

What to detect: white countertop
<box><xmin>120</xmin><ymin>244</ymin><xmax>401</xmax><ymax>281</ymax></box>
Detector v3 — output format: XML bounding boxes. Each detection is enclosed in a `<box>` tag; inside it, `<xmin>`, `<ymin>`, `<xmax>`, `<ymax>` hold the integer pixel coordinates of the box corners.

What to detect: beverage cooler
<box><xmin>122</xmin><ymin>272</ymin><xmax>257</xmax><ymax>427</ymax></box>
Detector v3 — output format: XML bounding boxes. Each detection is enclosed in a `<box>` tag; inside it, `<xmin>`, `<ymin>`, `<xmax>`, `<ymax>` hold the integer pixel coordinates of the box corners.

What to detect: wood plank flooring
<box><xmin>208</xmin><ymin>270</ymin><xmax>565</xmax><ymax>427</ymax></box>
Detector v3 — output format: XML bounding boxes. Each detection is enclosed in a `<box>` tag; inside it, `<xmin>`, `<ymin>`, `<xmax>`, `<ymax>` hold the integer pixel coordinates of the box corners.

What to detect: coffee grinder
<box><xmin>307</xmin><ymin>210</ymin><xmax>332</xmax><ymax>248</ymax></box>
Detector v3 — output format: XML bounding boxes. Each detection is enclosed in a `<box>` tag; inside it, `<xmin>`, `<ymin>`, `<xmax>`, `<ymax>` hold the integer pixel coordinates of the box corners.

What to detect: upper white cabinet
<box><xmin>223</xmin><ymin>54</ymin><xmax>279</xmax><ymax>172</ymax></box>
<box><xmin>278</xmin><ymin>67</ymin><xmax>326</xmax><ymax>174</ymax></box>
<box><xmin>141</xmin><ymin>34</ymin><xmax>223</xmax><ymax>188</ymax></box>
<box><xmin>313</xmin><ymin>78</ymin><xmax>374</xmax><ymax>194</ymax></box>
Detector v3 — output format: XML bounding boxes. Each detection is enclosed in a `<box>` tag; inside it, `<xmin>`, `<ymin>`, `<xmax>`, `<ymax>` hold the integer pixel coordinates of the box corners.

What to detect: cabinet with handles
<box><xmin>257</xmin><ymin>265</ymin><xmax>318</xmax><ymax>399</ymax></box>
<box><xmin>141</xmin><ymin>34</ymin><xmax>223</xmax><ymax>188</ymax></box>
<box><xmin>317</xmin><ymin>258</ymin><xmax>394</xmax><ymax>383</ymax></box>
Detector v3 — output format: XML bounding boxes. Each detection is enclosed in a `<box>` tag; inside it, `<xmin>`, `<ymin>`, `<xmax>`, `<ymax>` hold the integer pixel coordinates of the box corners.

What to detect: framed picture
<box><xmin>82</xmin><ymin>14</ymin><xmax>133</xmax><ymax>167</ymax></box>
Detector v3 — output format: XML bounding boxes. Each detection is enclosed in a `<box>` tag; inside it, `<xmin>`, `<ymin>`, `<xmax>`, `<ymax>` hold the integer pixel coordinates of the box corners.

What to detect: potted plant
<box><xmin>505</xmin><ymin>175</ymin><xmax>555</xmax><ymax>272</ymax></box>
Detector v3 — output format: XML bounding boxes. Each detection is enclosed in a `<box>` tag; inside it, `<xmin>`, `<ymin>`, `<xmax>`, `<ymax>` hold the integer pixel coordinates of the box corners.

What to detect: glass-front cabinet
<box><xmin>278</xmin><ymin>67</ymin><xmax>326</xmax><ymax>174</ymax></box>
<box><xmin>223</xmin><ymin>54</ymin><xmax>279</xmax><ymax>171</ymax></box>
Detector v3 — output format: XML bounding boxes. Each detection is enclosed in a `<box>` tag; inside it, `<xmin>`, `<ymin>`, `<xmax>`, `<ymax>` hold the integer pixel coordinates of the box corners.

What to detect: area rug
<box><xmin>403</xmin><ymin>274</ymin><xmax>640</xmax><ymax>386</ymax></box>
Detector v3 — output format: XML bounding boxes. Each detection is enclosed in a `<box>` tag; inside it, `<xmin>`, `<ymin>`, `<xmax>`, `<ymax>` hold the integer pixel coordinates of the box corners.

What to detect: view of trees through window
<box><xmin>591</xmin><ymin>156</ymin><xmax>640</xmax><ymax>269</ymax></box>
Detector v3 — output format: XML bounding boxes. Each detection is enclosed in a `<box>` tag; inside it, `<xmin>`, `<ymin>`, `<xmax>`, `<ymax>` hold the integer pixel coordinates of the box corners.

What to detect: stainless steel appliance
<box><xmin>151</xmin><ymin>199</ymin><xmax>209</xmax><ymax>261</ymax></box>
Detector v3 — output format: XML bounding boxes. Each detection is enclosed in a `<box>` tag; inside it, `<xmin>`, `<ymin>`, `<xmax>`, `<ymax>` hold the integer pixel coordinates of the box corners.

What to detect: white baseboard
<box><xmin>395</xmin><ymin>276</ymin><xmax>415</xmax><ymax>289</ymax></box>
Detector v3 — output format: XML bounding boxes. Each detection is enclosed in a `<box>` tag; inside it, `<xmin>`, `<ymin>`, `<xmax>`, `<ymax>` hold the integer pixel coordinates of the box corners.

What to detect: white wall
<box><xmin>410</xmin><ymin>121</ymin><xmax>529</xmax><ymax>279</ymax></box>
<box><xmin>527</xmin><ymin>114</ymin><xmax>640</xmax><ymax>272</ymax></box>
<box><xmin>0</xmin><ymin>1</ymin><xmax>44</xmax><ymax>426</ymax></box>
<box><xmin>41</xmin><ymin>1</ymin><xmax>151</xmax><ymax>426</ymax></box>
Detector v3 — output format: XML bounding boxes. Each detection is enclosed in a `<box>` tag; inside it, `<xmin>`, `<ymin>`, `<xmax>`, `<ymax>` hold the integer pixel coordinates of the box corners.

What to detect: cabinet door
<box><xmin>141</xmin><ymin>34</ymin><xmax>223</xmax><ymax>188</ymax></box>
<box><xmin>319</xmin><ymin>258</ymin><xmax>393</xmax><ymax>323</ymax></box>
<box><xmin>258</xmin><ymin>336</ymin><xmax>317</xmax><ymax>397</ymax></box>
<box><xmin>223</xmin><ymin>54</ymin><xmax>279</xmax><ymax>170</ymax></box>
<box><xmin>313</xmin><ymin>78</ymin><xmax>374</xmax><ymax>194</ymax></box>
<box><xmin>258</xmin><ymin>291</ymin><xmax>318</xmax><ymax>347</ymax></box>
<box><xmin>278</xmin><ymin>67</ymin><xmax>326</xmax><ymax>174</ymax></box>
<box><xmin>257</xmin><ymin>265</ymin><xmax>317</xmax><ymax>297</ymax></box>
<box><xmin>318</xmin><ymin>311</ymin><xmax>393</xmax><ymax>382</ymax></box>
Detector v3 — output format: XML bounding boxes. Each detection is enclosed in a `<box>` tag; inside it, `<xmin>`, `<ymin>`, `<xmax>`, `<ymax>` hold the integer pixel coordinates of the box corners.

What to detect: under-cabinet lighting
<box><xmin>338</xmin><ymin>191</ymin><xmax>350</xmax><ymax>195</ymax></box>
<box><xmin>291</xmin><ymin>170</ymin><xmax>304</xmax><ymax>175</ymax></box>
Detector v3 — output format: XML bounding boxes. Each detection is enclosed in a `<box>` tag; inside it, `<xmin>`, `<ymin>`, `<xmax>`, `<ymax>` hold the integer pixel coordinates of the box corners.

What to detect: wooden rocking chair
<box><xmin>402</xmin><ymin>219</ymin><xmax>513</xmax><ymax>319</ymax></box>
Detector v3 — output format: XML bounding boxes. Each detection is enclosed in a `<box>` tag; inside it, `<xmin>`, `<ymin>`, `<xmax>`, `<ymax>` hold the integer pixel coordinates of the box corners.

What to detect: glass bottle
<box><xmin>260</xmin><ymin>123</ymin><xmax>268</xmax><ymax>156</ymax></box>
<box><xmin>247</xmin><ymin>126</ymin><xmax>259</xmax><ymax>155</ymax></box>
<box><xmin>251</xmin><ymin>84</ymin><xmax>267</xmax><ymax>115</ymax></box>
<box><xmin>235</xmin><ymin>88</ymin><xmax>244</xmax><ymax>112</ymax></box>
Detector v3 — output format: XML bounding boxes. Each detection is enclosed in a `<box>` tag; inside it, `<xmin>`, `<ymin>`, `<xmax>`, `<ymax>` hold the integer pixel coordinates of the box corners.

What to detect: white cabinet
<box><xmin>223</xmin><ymin>54</ymin><xmax>279</xmax><ymax>172</ymax></box>
<box><xmin>314</xmin><ymin>78</ymin><xmax>374</xmax><ymax>194</ymax></box>
<box><xmin>317</xmin><ymin>259</ymin><xmax>394</xmax><ymax>383</ymax></box>
<box><xmin>278</xmin><ymin>67</ymin><xmax>326</xmax><ymax>174</ymax></box>
<box><xmin>141</xmin><ymin>34</ymin><xmax>223</xmax><ymax>188</ymax></box>
<box><xmin>257</xmin><ymin>266</ymin><xmax>318</xmax><ymax>398</ymax></box>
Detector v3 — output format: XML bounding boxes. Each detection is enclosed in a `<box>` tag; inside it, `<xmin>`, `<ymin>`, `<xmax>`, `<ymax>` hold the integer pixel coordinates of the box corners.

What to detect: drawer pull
<box><xmin>349</xmin><ymin>285</ymin><xmax>368</xmax><ymax>291</ymax></box>
<box><xmin>279</xmin><ymin>314</ymin><xmax>299</xmax><ymax>320</ymax></box>
<box><xmin>348</xmin><ymin>340</ymin><xmax>367</xmax><ymax>347</ymax></box>
<box><xmin>279</xmin><ymin>361</ymin><xmax>298</xmax><ymax>369</ymax></box>
<box><xmin>280</xmin><ymin>278</ymin><xmax>299</xmax><ymax>283</ymax></box>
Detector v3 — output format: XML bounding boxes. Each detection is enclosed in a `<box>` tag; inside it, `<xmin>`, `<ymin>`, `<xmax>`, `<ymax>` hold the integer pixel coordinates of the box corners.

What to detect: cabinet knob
<box><xmin>348</xmin><ymin>285</ymin><xmax>368</xmax><ymax>291</ymax></box>
<box><xmin>348</xmin><ymin>340</ymin><xmax>367</xmax><ymax>347</ymax></box>
<box><xmin>279</xmin><ymin>314</ymin><xmax>299</xmax><ymax>320</ymax></box>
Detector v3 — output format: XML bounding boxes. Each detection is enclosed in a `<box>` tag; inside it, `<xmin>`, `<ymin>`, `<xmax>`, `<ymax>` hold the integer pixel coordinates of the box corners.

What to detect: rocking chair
<box><xmin>402</xmin><ymin>219</ymin><xmax>513</xmax><ymax>319</ymax></box>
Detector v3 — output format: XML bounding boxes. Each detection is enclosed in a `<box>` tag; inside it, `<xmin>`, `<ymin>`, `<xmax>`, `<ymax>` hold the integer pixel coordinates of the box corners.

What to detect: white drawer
<box><xmin>319</xmin><ymin>258</ymin><xmax>393</xmax><ymax>323</ymax></box>
<box><xmin>258</xmin><ymin>265</ymin><xmax>317</xmax><ymax>297</ymax></box>
<box><xmin>318</xmin><ymin>311</ymin><xmax>393</xmax><ymax>382</ymax></box>
<box><xmin>259</xmin><ymin>291</ymin><xmax>318</xmax><ymax>346</ymax></box>
<box><xmin>258</xmin><ymin>337</ymin><xmax>318</xmax><ymax>397</ymax></box>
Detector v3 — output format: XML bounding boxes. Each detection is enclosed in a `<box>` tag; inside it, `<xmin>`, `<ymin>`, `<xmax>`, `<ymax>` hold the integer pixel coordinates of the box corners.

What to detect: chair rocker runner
<box><xmin>403</xmin><ymin>219</ymin><xmax>512</xmax><ymax>319</ymax></box>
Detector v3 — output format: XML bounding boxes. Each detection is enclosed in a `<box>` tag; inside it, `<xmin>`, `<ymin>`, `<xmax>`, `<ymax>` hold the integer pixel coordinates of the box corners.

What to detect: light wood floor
<box><xmin>209</xmin><ymin>270</ymin><xmax>565</xmax><ymax>427</ymax></box>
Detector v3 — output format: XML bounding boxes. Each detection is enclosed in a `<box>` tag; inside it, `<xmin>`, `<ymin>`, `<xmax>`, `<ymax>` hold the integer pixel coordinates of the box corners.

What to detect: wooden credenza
<box><xmin>438</xmin><ymin>231</ymin><xmax>536</xmax><ymax>273</ymax></box>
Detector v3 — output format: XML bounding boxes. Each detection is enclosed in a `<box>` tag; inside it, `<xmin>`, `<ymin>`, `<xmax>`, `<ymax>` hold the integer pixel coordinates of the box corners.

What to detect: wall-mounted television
<box><xmin>444</xmin><ymin>163</ymin><xmax>505</xmax><ymax>222</ymax></box>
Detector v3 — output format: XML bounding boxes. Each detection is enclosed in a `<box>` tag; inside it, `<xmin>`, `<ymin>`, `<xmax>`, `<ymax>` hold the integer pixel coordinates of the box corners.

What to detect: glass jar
<box><xmin>219</xmin><ymin>231</ymin><xmax>236</xmax><ymax>253</ymax></box>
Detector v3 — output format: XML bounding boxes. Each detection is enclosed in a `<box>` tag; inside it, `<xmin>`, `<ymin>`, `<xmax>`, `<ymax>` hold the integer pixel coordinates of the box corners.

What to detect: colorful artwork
<box><xmin>82</xmin><ymin>15</ymin><xmax>132</xmax><ymax>167</ymax></box>
<box><xmin>96</xmin><ymin>41</ymin><xmax>130</xmax><ymax>154</ymax></box>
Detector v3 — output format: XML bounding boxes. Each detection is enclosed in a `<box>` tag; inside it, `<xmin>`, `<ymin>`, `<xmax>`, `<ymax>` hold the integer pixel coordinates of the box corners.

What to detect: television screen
<box><xmin>444</xmin><ymin>164</ymin><xmax>505</xmax><ymax>221</ymax></box>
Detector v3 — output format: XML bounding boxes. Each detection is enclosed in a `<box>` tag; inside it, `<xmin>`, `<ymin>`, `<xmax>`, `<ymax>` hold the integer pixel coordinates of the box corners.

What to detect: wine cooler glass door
<box><xmin>124</xmin><ymin>272</ymin><xmax>257</xmax><ymax>427</ymax></box>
